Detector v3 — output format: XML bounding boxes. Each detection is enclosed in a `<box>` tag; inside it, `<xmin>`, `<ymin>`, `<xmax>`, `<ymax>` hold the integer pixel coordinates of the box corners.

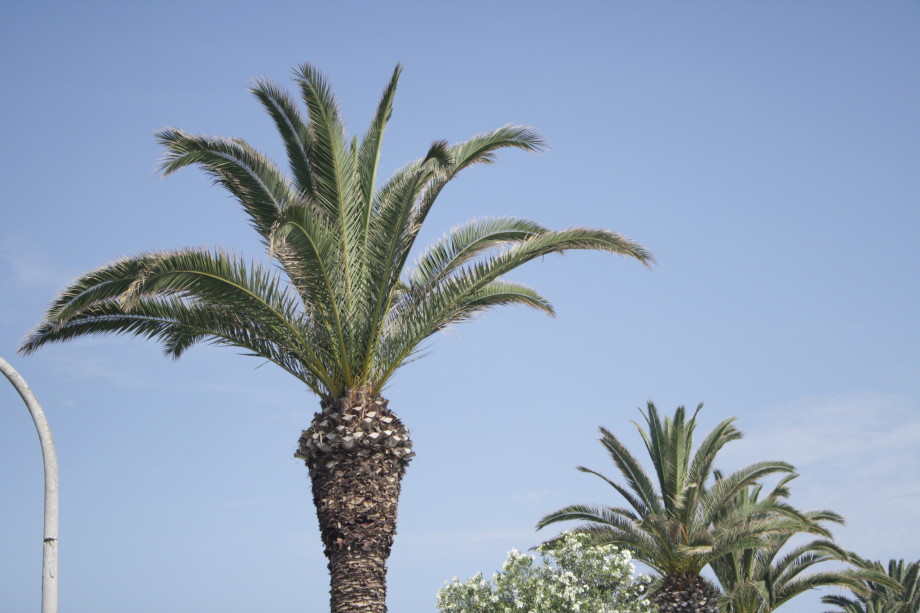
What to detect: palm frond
<box><xmin>822</xmin><ymin>556</ymin><xmax>918</xmax><ymax>613</ymax></box>
<box><xmin>821</xmin><ymin>594</ymin><xmax>860</xmax><ymax>611</ymax></box>
<box><xmin>20</xmin><ymin>249</ymin><xmax>333</xmax><ymax>393</ymax></box>
<box><xmin>357</xmin><ymin>142</ymin><xmax>450</xmax><ymax>382</ymax></box>
<box><xmin>293</xmin><ymin>63</ymin><xmax>359</xmax><ymax>238</ymax></box>
<box><xmin>703</xmin><ymin>460</ymin><xmax>797</xmax><ymax>524</ymax></box>
<box><xmin>293</xmin><ymin>64</ymin><xmax>365</xmax><ymax>342</ymax></box>
<box><xmin>155</xmin><ymin>128</ymin><xmax>292</xmax><ymax>240</ymax></box>
<box><xmin>576</xmin><ymin>465</ymin><xmax>651</xmax><ymax>518</ymax></box>
<box><xmin>357</xmin><ymin>64</ymin><xmax>401</xmax><ymax>231</ymax></box>
<box><xmin>635</xmin><ymin>403</ymin><xmax>698</xmax><ymax>519</ymax></box>
<box><xmin>249</xmin><ymin>77</ymin><xmax>314</xmax><ymax>196</ymax></box>
<box><xmin>407</xmin><ymin>216</ymin><xmax>548</xmax><ymax>290</ymax></box>
<box><xmin>270</xmin><ymin>203</ymin><xmax>353</xmax><ymax>392</ymax></box>
<box><xmin>414</xmin><ymin>124</ymin><xmax>545</xmax><ymax>215</ymax></box>
<box><xmin>596</xmin><ymin>426</ymin><xmax>663</xmax><ymax>516</ymax></box>
<box><xmin>537</xmin><ymin>505</ymin><xmax>669</xmax><ymax>573</ymax></box>
<box><xmin>772</xmin><ymin>540</ymin><xmax>847</xmax><ymax>582</ymax></box>
<box><xmin>375</xmin><ymin>226</ymin><xmax>653</xmax><ymax>385</ymax></box>
<box><xmin>685</xmin><ymin>414</ymin><xmax>741</xmax><ymax>510</ymax></box>
<box><xmin>461</xmin><ymin>280</ymin><xmax>555</xmax><ymax>316</ymax></box>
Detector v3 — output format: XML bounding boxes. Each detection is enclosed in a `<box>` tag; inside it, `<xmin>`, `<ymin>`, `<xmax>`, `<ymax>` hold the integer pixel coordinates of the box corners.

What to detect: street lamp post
<box><xmin>1</xmin><ymin>357</ymin><xmax>59</xmax><ymax>613</ymax></box>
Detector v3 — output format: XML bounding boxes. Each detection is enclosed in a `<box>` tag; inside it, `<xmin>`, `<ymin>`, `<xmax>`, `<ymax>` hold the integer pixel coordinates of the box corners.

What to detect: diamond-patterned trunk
<box><xmin>296</xmin><ymin>393</ymin><xmax>414</xmax><ymax>613</ymax></box>
<box><xmin>653</xmin><ymin>574</ymin><xmax>721</xmax><ymax>613</ymax></box>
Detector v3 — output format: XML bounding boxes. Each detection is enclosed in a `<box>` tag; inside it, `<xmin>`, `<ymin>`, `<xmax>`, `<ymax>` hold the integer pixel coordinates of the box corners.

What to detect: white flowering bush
<box><xmin>436</xmin><ymin>532</ymin><xmax>654</xmax><ymax>613</ymax></box>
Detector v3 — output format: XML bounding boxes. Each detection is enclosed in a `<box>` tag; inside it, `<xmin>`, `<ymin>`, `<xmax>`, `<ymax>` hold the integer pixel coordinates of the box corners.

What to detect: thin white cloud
<box><xmin>723</xmin><ymin>391</ymin><xmax>920</xmax><ymax>560</ymax></box>
<box><xmin>511</xmin><ymin>489</ymin><xmax>552</xmax><ymax>502</ymax></box>
<box><xmin>41</xmin><ymin>352</ymin><xmax>152</xmax><ymax>390</ymax></box>
<box><xmin>0</xmin><ymin>236</ymin><xmax>74</xmax><ymax>289</ymax></box>
<box><xmin>726</xmin><ymin>391</ymin><xmax>919</xmax><ymax>469</ymax></box>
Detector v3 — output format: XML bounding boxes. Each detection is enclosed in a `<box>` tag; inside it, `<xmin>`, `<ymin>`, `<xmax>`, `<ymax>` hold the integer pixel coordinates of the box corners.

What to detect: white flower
<box><xmin>436</xmin><ymin>531</ymin><xmax>654</xmax><ymax>613</ymax></box>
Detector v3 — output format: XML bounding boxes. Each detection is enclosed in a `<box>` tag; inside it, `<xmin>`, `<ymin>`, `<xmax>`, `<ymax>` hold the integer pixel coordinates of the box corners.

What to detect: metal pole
<box><xmin>1</xmin><ymin>357</ymin><xmax>59</xmax><ymax>613</ymax></box>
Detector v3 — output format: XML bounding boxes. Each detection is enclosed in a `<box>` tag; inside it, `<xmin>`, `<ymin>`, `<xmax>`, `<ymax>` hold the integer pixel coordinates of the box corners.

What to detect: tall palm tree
<box><xmin>20</xmin><ymin>64</ymin><xmax>653</xmax><ymax>613</ymax></box>
<box><xmin>822</xmin><ymin>557</ymin><xmax>919</xmax><ymax>613</ymax></box>
<box><xmin>537</xmin><ymin>403</ymin><xmax>806</xmax><ymax>613</ymax></box>
<box><xmin>710</xmin><ymin>476</ymin><xmax>893</xmax><ymax>613</ymax></box>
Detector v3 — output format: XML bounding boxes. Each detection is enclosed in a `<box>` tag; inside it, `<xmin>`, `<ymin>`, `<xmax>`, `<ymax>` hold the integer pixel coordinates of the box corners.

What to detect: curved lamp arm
<box><xmin>1</xmin><ymin>357</ymin><xmax>58</xmax><ymax>613</ymax></box>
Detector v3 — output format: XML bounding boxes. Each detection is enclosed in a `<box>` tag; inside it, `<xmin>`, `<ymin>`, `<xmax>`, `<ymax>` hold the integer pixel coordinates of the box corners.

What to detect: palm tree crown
<box><xmin>710</xmin><ymin>476</ymin><xmax>893</xmax><ymax>613</ymax></box>
<box><xmin>20</xmin><ymin>63</ymin><xmax>652</xmax><ymax>402</ymax></box>
<box><xmin>539</xmin><ymin>403</ymin><xmax>801</xmax><ymax>576</ymax></box>
<box><xmin>822</xmin><ymin>557</ymin><xmax>919</xmax><ymax>613</ymax></box>
<box><xmin>537</xmin><ymin>403</ymin><xmax>808</xmax><ymax>613</ymax></box>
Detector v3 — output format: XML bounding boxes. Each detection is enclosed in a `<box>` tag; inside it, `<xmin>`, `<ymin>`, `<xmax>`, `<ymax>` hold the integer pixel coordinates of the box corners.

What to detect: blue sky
<box><xmin>1</xmin><ymin>2</ymin><xmax>918</xmax><ymax>612</ymax></box>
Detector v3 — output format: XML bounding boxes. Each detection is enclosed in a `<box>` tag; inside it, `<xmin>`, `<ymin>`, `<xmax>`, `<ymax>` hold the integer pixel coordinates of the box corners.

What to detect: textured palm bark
<box><xmin>654</xmin><ymin>574</ymin><xmax>721</xmax><ymax>613</ymax></box>
<box><xmin>297</xmin><ymin>393</ymin><xmax>412</xmax><ymax>613</ymax></box>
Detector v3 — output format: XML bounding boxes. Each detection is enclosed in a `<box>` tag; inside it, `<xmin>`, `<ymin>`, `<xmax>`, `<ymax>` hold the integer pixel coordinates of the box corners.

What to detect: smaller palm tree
<box><xmin>537</xmin><ymin>403</ymin><xmax>807</xmax><ymax>613</ymax></box>
<box><xmin>711</xmin><ymin>475</ymin><xmax>894</xmax><ymax>613</ymax></box>
<box><xmin>822</xmin><ymin>557</ymin><xmax>919</xmax><ymax>613</ymax></box>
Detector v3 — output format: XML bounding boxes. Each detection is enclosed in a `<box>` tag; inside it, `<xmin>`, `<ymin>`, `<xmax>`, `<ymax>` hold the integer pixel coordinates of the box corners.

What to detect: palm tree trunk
<box><xmin>654</xmin><ymin>574</ymin><xmax>721</xmax><ymax>613</ymax></box>
<box><xmin>297</xmin><ymin>393</ymin><xmax>414</xmax><ymax>613</ymax></box>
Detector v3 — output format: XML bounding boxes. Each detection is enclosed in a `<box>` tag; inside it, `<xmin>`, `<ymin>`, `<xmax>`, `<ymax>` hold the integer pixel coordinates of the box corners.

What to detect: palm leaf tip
<box><xmin>18</xmin><ymin>328</ymin><xmax>44</xmax><ymax>355</ymax></box>
<box><xmin>489</xmin><ymin>124</ymin><xmax>548</xmax><ymax>155</ymax></box>
<box><xmin>424</xmin><ymin>140</ymin><xmax>453</xmax><ymax>167</ymax></box>
<box><xmin>572</xmin><ymin>227</ymin><xmax>655</xmax><ymax>268</ymax></box>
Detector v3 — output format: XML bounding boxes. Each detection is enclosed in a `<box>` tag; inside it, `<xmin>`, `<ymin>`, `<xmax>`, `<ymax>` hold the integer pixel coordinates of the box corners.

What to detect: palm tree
<box><xmin>710</xmin><ymin>476</ymin><xmax>893</xmax><ymax>613</ymax></box>
<box><xmin>20</xmin><ymin>64</ymin><xmax>653</xmax><ymax>613</ymax></box>
<box><xmin>822</xmin><ymin>557</ymin><xmax>919</xmax><ymax>613</ymax></box>
<box><xmin>537</xmin><ymin>403</ymin><xmax>806</xmax><ymax>613</ymax></box>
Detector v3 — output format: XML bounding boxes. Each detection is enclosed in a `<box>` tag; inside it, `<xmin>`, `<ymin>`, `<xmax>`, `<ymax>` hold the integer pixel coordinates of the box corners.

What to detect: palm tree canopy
<box><xmin>537</xmin><ymin>402</ymin><xmax>804</xmax><ymax>577</ymax></box>
<box><xmin>20</xmin><ymin>64</ymin><xmax>653</xmax><ymax>400</ymax></box>
<box><xmin>822</xmin><ymin>557</ymin><xmax>919</xmax><ymax>613</ymax></box>
<box><xmin>710</xmin><ymin>476</ymin><xmax>897</xmax><ymax>613</ymax></box>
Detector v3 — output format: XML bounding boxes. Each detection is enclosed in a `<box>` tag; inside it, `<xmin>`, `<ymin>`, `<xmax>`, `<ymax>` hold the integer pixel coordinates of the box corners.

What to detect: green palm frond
<box><xmin>269</xmin><ymin>203</ymin><xmax>356</xmax><ymax>388</ymax></box>
<box><xmin>595</xmin><ymin>426</ymin><xmax>663</xmax><ymax>516</ymax></box>
<box><xmin>685</xmin><ymin>414</ymin><xmax>742</xmax><ymax>511</ymax></box>
<box><xmin>358</xmin><ymin>64</ymin><xmax>401</xmax><ymax>230</ymax></box>
<box><xmin>449</xmin><ymin>124</ymin><xmax>546</xmax><ymax>170</ymax></box>
<box><xmin>249</xmin><ymin>77</ymin><xmax>314</xmax><ymax>197</ymax></box>
<box><xmin>155</xmin><ymin>129</ymin><xmax>293</xmax><ymax>240</ymax></box>
<box><xmin>772</xmin><ymin>539</ymin><xmax>847</xmax><ymax>583</ymax></box>
<box><xmin>374</xmin><ymin>226</ymin><xmax>651</xmax><ymax>388</ymax></box>
<box><xmin>269</xmin><ymin>203</ymin><xmax>343</xmax><ymax>317</ymax></box>
<box><xmin>536</xmin><ymin>503</ymin><xmax>637</xmax><ymax>527</ymax></box>
<box><xmin>410</xmin><ymin>225</ymin><xmax>652</xmax><ymax>320</ymax></box>
<box><xmin>822</xmin><ymin>594</ymin><xmax>863</xmax><ymax>612</ymax></box>
<box><xmin>635</xmin><ymin>403</ymin><xmax>698</xmax><ymax>517</ymax></box>
<box><xmin>293</xmin><ymin>64</ymin><xmax>366</xmax><ymax>342</ymax></box>
<box><xmin>360</xmin><ymin>141</ymin><xmax>451</xmax><ymax>374</ymax></box>
<box><xmin>407</xmin><ymin>217</ymin><xmax>549</xmax><ymax>289</ymax></box>
<box><xmin>574</xmin><ymin>465</ymin><xmax>652</xmax><ymax>519</ymax></box>
<box><xmin>461</xmin><ymin>280</ymin><xmax>555</xmax><ymax>316</ymax></box>
<box><xmin>25</xmin><ymin>256</ymin><xmax>149</xmax><ymax>326</ymax></box>
<box><xmin>702</xmin><ymin>460</ymin><xmax>798</xmax><ymax>525</ymax></box>
<box><xmin>293</xmin><ymin>63</ymin><xmax>357</xmax><ymax>232</ymax></box>
<box><xmin>774</xmin><ymin>571</ymin><xmax>869</xmax><ymax>607</ymax></box>
<box><xmin>21</xmin><ymin>249</ymin><xmax>332</xmax><ymax>392</ymax></box>
<box><xmin>537</xmin><ymin>504</ymin><xmax>668</xmax><ymax>572</ymax></box>
<box><xmin>414</xmin><ymin>125</ymin><xmax>547</xmax><ymax>225</ymax></box>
